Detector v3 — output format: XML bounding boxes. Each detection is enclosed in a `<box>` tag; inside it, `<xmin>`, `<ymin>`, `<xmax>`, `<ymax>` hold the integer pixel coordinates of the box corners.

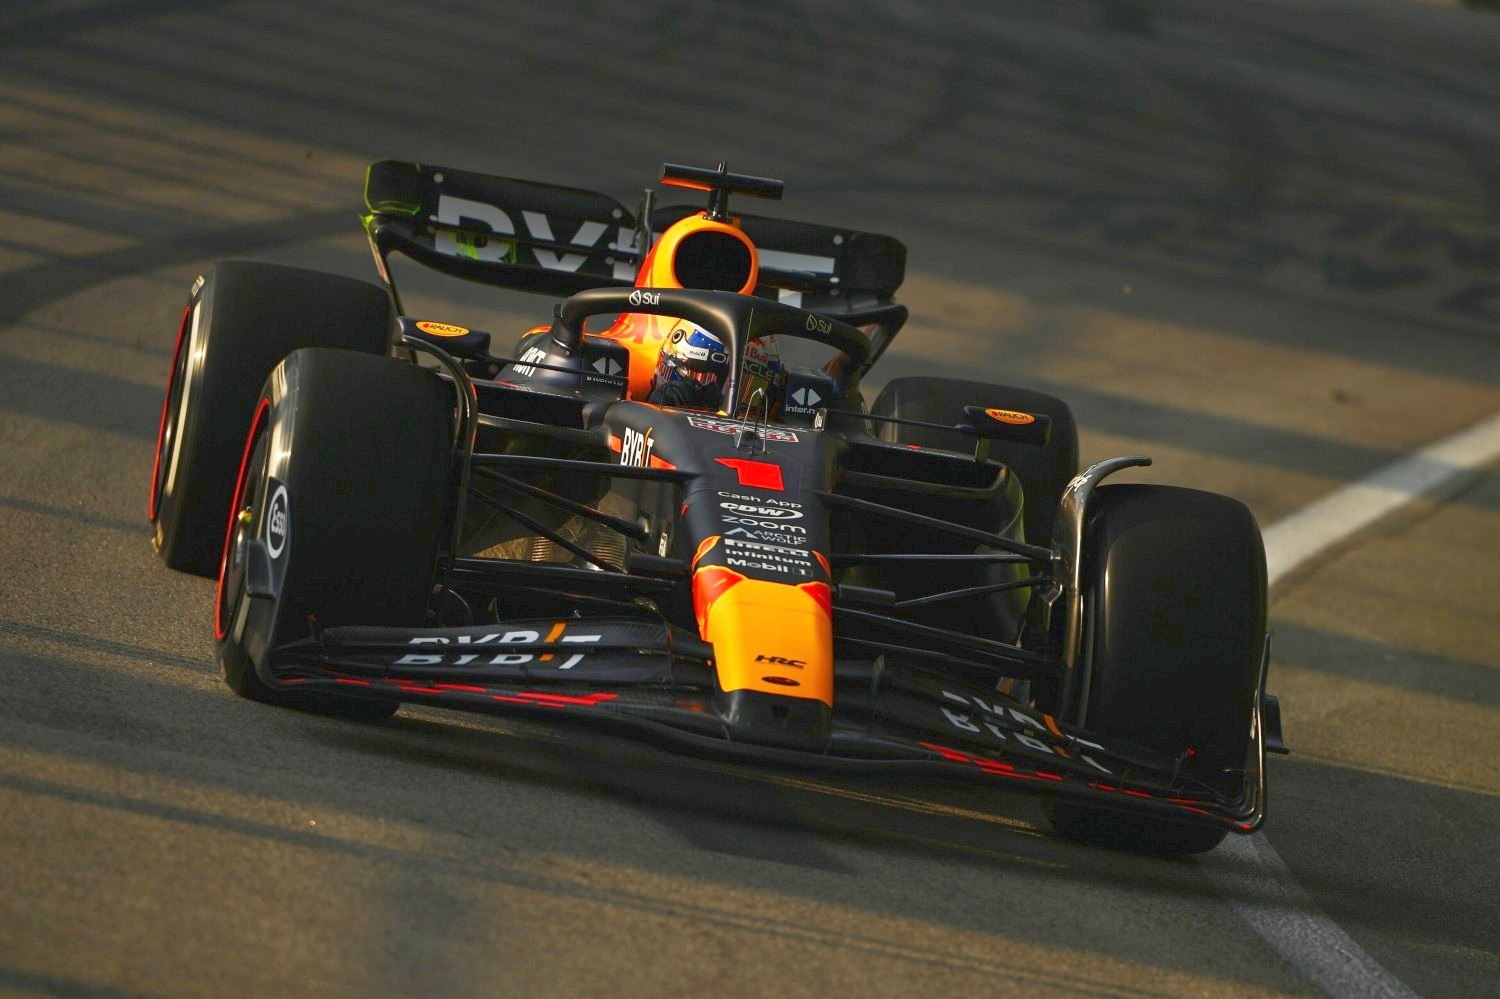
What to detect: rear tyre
<box><xmin>871</xmin><ymin>377</ymin><xmax>1078</xmax><ymax>545</ymax></box>
<box><xmin>215</xmin><ymin>349</ymin><xmax>453</xmax><ymax>718</ymax></box>
<box><xmin>150</xmin><ymin>262</ymin><xmax>394</xmax><ymax>577</ymax></box>
<box><xmin>1046</xmin><ymin>484</ymin><xmax>1267</xmax><ymax>854</ymax></box>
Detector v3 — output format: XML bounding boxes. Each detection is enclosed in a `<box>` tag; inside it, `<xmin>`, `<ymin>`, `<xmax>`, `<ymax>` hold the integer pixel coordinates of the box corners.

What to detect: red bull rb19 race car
<box><xmin>148</xmin><ymin>160</ymin><xmax>1286</xmax><ymax>854</ymax></box>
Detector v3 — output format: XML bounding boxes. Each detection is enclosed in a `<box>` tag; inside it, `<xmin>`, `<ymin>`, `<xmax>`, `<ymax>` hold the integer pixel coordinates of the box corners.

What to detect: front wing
<box><xmin>264</xmin><ymin>618</ymin><xmax>1268</xmax><ymax>834</ymax></box>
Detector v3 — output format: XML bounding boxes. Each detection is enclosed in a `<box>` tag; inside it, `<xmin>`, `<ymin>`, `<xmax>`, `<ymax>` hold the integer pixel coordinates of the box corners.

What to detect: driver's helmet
<box><xmin>648</xmin><ymin>321</ymin><xmax>787</xmax><ymax>415</ymax></box>
<box><xmin>650</xmin><ymin>321</ymin><xmax>731</xmax><ymax>408</ymax></box>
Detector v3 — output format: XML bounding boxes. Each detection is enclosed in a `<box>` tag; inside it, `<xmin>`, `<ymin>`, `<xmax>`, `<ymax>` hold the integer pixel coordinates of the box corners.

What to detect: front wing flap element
<box><xmin>264</xmin><ymin>621</ymin><xmax>1265</xmax><ymax>834</ymax></box>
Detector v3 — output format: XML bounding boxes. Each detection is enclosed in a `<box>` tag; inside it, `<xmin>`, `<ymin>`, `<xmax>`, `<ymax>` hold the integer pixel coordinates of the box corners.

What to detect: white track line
<box><xmin>1206</xmin><ymin>409</ymin><xmax>1500</xmax><ymax>997</ymax></box>
<box><xmin>1213</xmin><ymin>835</ymin><xmax>1419</xmax><ymax>998</ymax></box>
<box><xmin>1262</xmin><ymin>410</ymin><xmax>1500</xmax><ymax>588</ymax></box>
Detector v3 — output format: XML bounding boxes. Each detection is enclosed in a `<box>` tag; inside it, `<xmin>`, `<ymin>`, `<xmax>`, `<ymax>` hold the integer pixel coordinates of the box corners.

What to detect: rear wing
<box><xmin>362</xmin><ymin>160</ymin><xmax>907</xmax><ymax>318</ymax></box>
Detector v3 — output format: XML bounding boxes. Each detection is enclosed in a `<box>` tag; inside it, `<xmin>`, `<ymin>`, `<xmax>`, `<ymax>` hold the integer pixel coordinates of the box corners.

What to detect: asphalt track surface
<box><xmin>3</xmin><ymin>1</ymin><xmax>1499</xmax><ymax>996</ymax></box>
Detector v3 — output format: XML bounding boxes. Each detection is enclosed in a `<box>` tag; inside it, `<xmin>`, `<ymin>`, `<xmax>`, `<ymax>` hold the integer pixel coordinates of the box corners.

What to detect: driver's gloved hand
<box><xmin>650</xmin><ymin>379</ymin><xmax>713</xmax><ymax>409</ymax></box>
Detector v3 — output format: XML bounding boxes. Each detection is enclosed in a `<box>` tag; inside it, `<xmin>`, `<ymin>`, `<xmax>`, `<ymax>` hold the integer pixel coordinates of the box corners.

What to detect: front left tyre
<box><xmin>215</xmin><ymin>348</ymin><xmax>453</xmax><ymax>717</ymax></box>
<box><xmin>150</xmin><ymin>261</ymin><xmax>394</xmax><ymax>577</ymax></box>
<box><xmin>1044</xmin><ymin>484</ymin><xmax>1268</xmax><ymax>854</ymax></box>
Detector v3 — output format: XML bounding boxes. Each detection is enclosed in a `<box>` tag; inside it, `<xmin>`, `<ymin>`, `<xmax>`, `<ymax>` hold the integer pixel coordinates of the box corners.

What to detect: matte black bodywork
<box><xmin>201</xmin><ymin>162</ymin><xmax>1283</xmax><ymax>841</ymax></box>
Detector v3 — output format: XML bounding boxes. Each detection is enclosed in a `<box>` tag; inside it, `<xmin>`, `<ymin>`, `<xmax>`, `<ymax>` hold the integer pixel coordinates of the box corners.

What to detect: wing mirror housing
<box><xmin>961</xmin><ymin>405</ymin><xmax>1052</xmax><ymax>446</ymax></box>
<box><xmin>398</xmin><ymin>316</ymin><xmax>493</xmax><ymax>360</ymax></box>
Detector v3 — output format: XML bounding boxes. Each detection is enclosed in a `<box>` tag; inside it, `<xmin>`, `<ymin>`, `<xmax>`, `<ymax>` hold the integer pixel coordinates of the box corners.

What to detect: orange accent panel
<box><xmin>539</xmin><ymin>620</ymin><xmax>566</xmax><ymax>662</ymax></box>
<box><xmin>701</xmin><ymin>578</ymin><xmax>834</xmax><ymax>706</ymax></box>
<box><xmin>692</xmin><ymin>565</ymin><xmax>746</xmax><ymax>634</ymax></box>
<box><xmin>691</xmin><ymin>535</ymin><xmax>721</xmax><ymax>569</ymax></box>
<box><xmin>797</xmin><ymin>581</ymin><xmax>832</xmax><ymax>618</ymax></box>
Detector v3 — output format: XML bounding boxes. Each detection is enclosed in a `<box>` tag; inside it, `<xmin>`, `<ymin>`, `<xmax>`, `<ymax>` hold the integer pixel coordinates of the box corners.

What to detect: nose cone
<box><xmin>693</xmin><ymin>568</ymin><xmax>834</xmax><ymax>747</ymax></box>
<box><xmin>696</xmin><ymin>575</ymin><xmax>833</xmax><ymax>706</ymax></box>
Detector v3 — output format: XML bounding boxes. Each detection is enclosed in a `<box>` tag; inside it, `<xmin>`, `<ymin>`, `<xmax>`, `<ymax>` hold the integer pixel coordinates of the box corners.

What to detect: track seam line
<box><xmin>1209</xmin><ymin>409</ymin><xmax>1500</xmax><ymax>998</ymax></box>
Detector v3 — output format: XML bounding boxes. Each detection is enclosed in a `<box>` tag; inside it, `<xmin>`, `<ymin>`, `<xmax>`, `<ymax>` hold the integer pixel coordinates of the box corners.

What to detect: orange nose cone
<box><xmin>693</xmin><ymin>572</ymin><xmax>834</xmax><ymax>707</ymax></box>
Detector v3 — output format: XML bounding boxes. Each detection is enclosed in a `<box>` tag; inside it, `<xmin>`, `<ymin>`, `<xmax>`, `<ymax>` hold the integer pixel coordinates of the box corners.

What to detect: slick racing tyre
<box><xmin>150</xmin><ymin>261</ymin><xmax>394</xmax><ymax>578</ymax></box>
<box><xmin>1046</xmin><ymin>485</ymin><xmax>1267</xmax><ymax>855</ymax></box>
<box><xmin>870</xmin><ymin>377</ymin><xmax>1078</xmax><ymax>546</ymax></box>
<box><xmin>215</xmin><ymin>349</ymin><xmax>452</xmax><ymax>718</ymax></box>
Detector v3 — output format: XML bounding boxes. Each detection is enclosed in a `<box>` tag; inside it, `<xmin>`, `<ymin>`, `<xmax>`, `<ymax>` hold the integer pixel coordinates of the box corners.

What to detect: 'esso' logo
<box><xmin>628</xmin><ymin>289</ymin><xmax>661</xmax><ymax>307</ymax></box>
<box><xmin>985</xmin><ymin>408</ymin><xmax>1035</xmax><ymax>426</ymax></box>
<box><xmin>416</xmin><ymin>321</ymin><xmax>469</xmax><ymax>338</ymax></box>
<box><xmin>265</xmin><ymin>484</ymin><xmax>289</xmax><ymax>559</ymax></box>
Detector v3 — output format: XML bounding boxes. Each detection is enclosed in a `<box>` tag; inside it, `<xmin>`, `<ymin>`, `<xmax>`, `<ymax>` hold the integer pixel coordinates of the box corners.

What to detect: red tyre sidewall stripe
<box><xmin>214</xmin><ymin>397</ymin><xmax>271</xmax><ymax>641</ymax></box>
<box><xmin>149</xmin><ymin>304</ymin><xmax>193</xmax><ymax>521</ymax></box>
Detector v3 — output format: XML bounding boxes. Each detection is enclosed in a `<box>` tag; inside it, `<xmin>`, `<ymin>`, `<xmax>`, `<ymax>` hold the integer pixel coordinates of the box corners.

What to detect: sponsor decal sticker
<box><xmin>688</xmin><ymin>415</ymin><xmax>799</xmax><ymax>443</ymax></box>
<box><xmin>937</xmin><ymin>689</ymin><xmax>1112</xmax><ymax>774</ymax></box>
<box><xmin>985</xmin><ymin>408</ymin><xmax>1036</xmax><ymax>426</ymax></box>
<box><xmin>721</xmin><ymin>513</ymin><xmax>807</xmax><ymax>533</ymax></box>
<box><xmin>787</xmin><ymin>386</ymin><xmax>822</xmax><ymax>408</ymax></box>
<box><xmin>719</xmin><ymin>535</ymin><xmax>815</xmax><ymax>578</ymax></box>
<box><xmin>726</xmin><ymin>557</ymin><xmax>811</xmax><ymax>578</ymax></box>
<box><xmin>717</xmin><ymin>492</ymin><xmax>800</xmax><ymax>508</ymax></box>
<box><xmin>723</xmin><ymin>526</ymin><xmax>809</xmax><ymax>546</ymax></box>
<box><xmin>719</xmin><ymin>501</ymin><xmax>803</xmax><ymax>520</ymax></box>
<box><xmin>430</xmin><ymin>194</ymin><xmax>625</xmax><ymax>277</ymax></box>
<box><xmin>396</xmin><ymin>626</ymin><xmax>602</xmax><ymax>669</ymax></box>
<box><xmin>620</xmin><ymin>425</ymin><xmax>656</xmax><ymax>468</ymax></box>
<box><xmin>416</xmin><ymin>320</ymin><xmax>470</xmax><ymax>338</ymax></box>
<box><xmin>513</xmin><ymin>344</ymin><xmax>548</xmax><ymax>377</ymax></box>
<box><xmin>265</xmin><ymin>482</ymin><xmax>289</xmax><ymax>559</ymax></box>
<box><xmin>628</xmin><ymin>289</ymin><xmax>661</xmax><ymax>307</ymax></box>
<box><xmin>722</xmin><ymin>536</ymin><xmax>812</xmax><ymax>560</ymax></box>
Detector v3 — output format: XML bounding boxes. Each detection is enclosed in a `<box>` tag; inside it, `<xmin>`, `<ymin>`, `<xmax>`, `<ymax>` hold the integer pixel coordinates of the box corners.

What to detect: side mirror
<box><xmin>398</xmin><ymin>317</ymin><xmax>493</xmax><ymax>360</ymax></box>
<box><xmin>961</xmin><ymin>405</ymin><xmax>1052</xmax><ymax>447</ymax></box>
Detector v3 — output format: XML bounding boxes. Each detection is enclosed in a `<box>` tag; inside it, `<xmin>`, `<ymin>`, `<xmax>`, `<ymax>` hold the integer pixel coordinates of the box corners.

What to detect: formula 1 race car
<box><xmin>148</xmin><ymin>160</ymin><xmax>1285</xmax><ymax>854</ymax></box>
